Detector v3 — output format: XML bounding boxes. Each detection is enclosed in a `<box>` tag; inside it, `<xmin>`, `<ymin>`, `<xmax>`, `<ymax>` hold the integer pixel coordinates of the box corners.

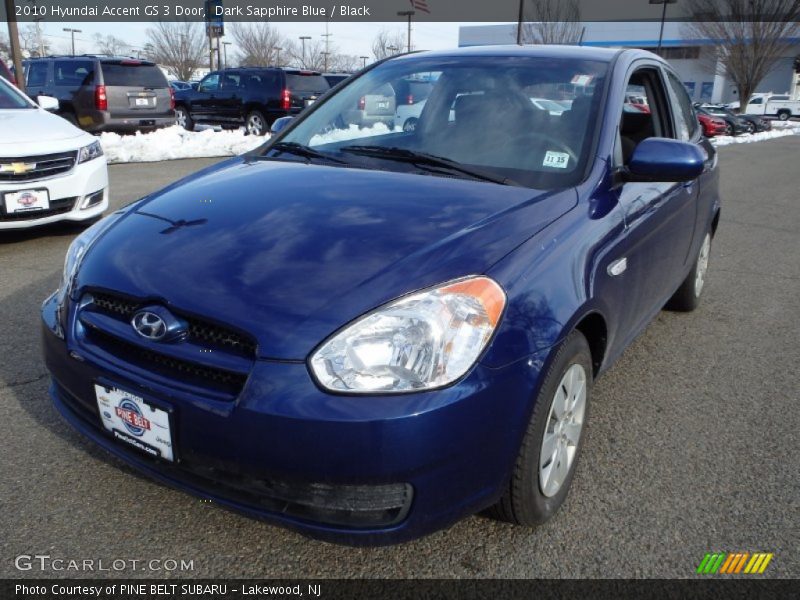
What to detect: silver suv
<box><xmin>22</xmin><ymin>56</ymin><xmax>175</xmax><ymax>133</ymax></box>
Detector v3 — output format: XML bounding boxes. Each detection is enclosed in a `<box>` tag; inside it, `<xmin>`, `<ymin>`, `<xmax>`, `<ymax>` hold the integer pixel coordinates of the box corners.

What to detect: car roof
<box><xmin>390</xmin><ymin>44</ymin><xmax>630</xmax><ymax>63</ymax></box>
<box><xmin>25</xmin><ymin>55</ymin><xmax>158</xmax><ymax>66</ymax></box>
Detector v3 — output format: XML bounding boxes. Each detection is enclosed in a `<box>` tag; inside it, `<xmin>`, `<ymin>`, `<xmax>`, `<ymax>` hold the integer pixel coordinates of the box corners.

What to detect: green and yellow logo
<box><xmin>696</xmin><ymin>552</ymin><xmax>774</xmax><ymax>575</ymax></box>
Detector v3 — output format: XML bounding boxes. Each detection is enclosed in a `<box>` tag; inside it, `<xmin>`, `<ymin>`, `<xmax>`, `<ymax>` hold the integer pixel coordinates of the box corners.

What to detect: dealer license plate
<box><xmin>135</xmin><ymin>97</ymin><xmax>150</xmax><ymax>106</ymax></box>
<box><xmin>95</xmin><ymin>384</ymin><xmax>174</xmax><ymax>461</ymax></box>
<box><xmin>4</xmin><ymin>189</ymin><xmax>49</xmax><ymax>213</ymax></box>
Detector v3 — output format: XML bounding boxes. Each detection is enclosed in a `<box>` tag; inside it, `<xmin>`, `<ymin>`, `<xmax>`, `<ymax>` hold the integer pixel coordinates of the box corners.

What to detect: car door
<box><xmin>216</xmin><ymin>71</ymin><xmax>242</xmax><ymax>123</ymax></box>
<box><xmin>610</xmin><ymin>64</ymin><xmax>700</xmax><ymax>339</ymax></box>
<box><xmin>192</xmin><ymin>72</ymin><xmax>221</xmax><ymax>123</ymax></box>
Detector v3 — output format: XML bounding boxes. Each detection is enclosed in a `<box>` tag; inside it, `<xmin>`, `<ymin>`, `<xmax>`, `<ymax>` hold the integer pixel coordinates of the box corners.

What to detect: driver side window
<box><xmin>199</xmin><ymin>73</ymin><xmax>219</xmax><ymax>93</ymax></box>
<box><xmin>617</xmin><ymin>68</ymin><xmax>670</xmax><ymax>166</ymax></box>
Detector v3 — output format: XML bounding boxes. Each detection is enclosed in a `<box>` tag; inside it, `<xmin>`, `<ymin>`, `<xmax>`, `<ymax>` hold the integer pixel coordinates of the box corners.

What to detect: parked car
<box><xmin>744</xmin><ymin>93</ymin><xmax>800</xmax><ymax>121</ymax></box>
<box><xmin>392</xmin><ymin>77</ymin><xmax>435</xmax><ymax>131</ymax></box>
<box><xmin>696</xmin><ymin>104</ymin><xmax>749</xmax><ymax>136</ymax></box>
<box><xmin>344</xmin><ymin>82</ymin><xmax>396</xmax><ymax>129</ymax></box>
<box><xmin>696</xmin><ymin>111</ymin><xmax>727</xmax><ymax>137</ymax></box>
<box><xmin>21</xmin><ymin>56</ymin><xmax>174</xmax><ymax>133</ymax></box>
<box><xmin>169</xmin><ymin>80</ymin><xmax>193</xmax><ymax>92</ymax></box>
<box><xmin>737</xmin><ymin>112</ymin><xmax>771</xmax><ymax>133</ymax></box>
<box><xmin>1</xmin><ymin>58</ymin><xmax>16</xmax><ymax>86</ymax></box>
<box><xmin>174</xmin><ymin>67</ymin><xmax>330</xmax><ymax>135</ymax></box>
<box><xmin>0</xmin><ymin>76</ymin><xmax>108</xmax><ymax>230</ymax></box>
<box><xmin>322</xmin><ymin>73</ymin><xmax>351</xmax><ymax>87</ymax></box>
<box><xmin>43</xmin><ymin>46</ymin><xmax>719</xmax><ymax>545</ymax></box>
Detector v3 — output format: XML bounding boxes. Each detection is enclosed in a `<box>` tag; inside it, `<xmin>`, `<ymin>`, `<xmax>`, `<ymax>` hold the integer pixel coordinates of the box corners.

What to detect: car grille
<box><xmin>0</xmin><ymin>196</ymin><xmax>76</xmax><ymax>221</ymax></box>
<box><xmin>79</xmin><ymin>290</ymin><xmax>257</xmax><ymax>398</ymax></box>
<box><xmin>90</xmin><ymin>291</ymin><xmax>257</xmax><ymax>357</ymax></box>
<box><xmin>0</xmin><ymin>151</ymin><xmax>77</xmax><ymax>182</ymax></box>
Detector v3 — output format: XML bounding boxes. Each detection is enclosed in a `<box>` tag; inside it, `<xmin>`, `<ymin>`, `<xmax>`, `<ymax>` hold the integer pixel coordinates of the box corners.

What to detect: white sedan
<box><xmin>0</xmin><ymin>77</ymin><xmax>108</xmax><ymax>230</ymax></box>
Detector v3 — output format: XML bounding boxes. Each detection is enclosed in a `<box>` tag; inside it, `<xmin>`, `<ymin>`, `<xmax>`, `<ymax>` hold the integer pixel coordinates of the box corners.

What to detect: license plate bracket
<box><xmin>4</xmin><ymin>189</ymin><xmax>49</xmax><ymax>213</ymax></box>
<box><xmin>94</xmin><ymin>384</ymin><xmax>175</xmax><ymax>462</ymax></box>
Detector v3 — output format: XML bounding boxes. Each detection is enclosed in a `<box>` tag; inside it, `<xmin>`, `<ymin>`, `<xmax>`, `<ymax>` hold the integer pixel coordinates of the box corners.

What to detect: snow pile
<box><xmin>710</xmin><ymin>120</ymin><xmax>800</xmax><ymax>146</ymax></box>
<box><xmin>99</xmin><ymin>126</ymin><xmax>267</xmax><ymax>164</ymax></box>
<box><xmin>309</xmin><ymin>123</ymin><xmax>393</xmax><ymax>146</ymax></box>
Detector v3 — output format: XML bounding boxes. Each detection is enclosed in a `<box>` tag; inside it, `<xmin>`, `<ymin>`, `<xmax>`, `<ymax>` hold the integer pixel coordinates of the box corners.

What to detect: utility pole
<box><xmin>360</xmin><ymin>56</ymin><xmax>368</xmax><ymax>68</ymax></box>
<box><xmin>321</xmin><ymin>51</ymin><xmax>330</xmax><ymax>72</ymax></box>
<box><xmin>299</xmin><ymin>36</ymin><xmax>311</xmax><ymax>67</ymax></box>
<box><xmin>4</xmin><ymin>0</ymin><xmax>26</xmax><ymax>93</ymax></box>
<box><xmin>63</xmin><ymin>28</ymin><xmax>81</xmax><ymax>56</ymax></box>
<box><xmin>321</xmin><ymin>20</ymin><xmax>332</xmax><ymax>70</ymax></box>
<box><xmin>397</xmin><ymin>10</ymin><xmax>415</xmax><ymax>52</ymax></box>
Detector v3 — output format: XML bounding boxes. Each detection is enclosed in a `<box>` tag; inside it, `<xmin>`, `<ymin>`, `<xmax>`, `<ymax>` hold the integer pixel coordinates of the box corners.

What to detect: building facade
<box><xmin>459</xmin><ymin>22</ymin><xmax>800</xmax><ymax>104</ymax></box>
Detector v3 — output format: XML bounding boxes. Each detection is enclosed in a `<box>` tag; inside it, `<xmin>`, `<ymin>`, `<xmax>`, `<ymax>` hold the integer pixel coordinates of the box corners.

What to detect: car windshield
<box><xmin>273</xmin><ymin>55</ymin><xmax>609</xmax><ymax>189</ymax></box>
<box><xmin>0</xmin><ymin>77</ymin><xmax>33</xmax><ymax>109</ymax></box>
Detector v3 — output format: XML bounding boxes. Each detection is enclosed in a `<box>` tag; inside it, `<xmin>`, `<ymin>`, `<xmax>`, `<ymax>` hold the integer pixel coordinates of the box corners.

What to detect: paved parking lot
<box><xmin>1</xmin><ymin>138</ymin><xmax>798</xmax><ymax>578</ymax></box>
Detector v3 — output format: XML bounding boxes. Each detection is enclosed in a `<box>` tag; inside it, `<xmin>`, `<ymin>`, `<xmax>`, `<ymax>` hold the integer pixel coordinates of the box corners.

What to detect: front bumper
<box><xmin>42</xmin><ymin>293</ymin><xmax>546</xmax><ymax>545</ymax></box>
<box><xmin>0</xmin><ymin>157</ymin><xmax>108</xmax><ymax>230</ymax></box>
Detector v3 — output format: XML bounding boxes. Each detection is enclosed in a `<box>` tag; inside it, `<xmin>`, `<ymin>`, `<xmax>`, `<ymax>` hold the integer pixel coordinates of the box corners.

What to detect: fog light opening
<box><xmin>80</xmin><ymin>190</ymin><xmax>104</xmax><ymax>210</ymax></box>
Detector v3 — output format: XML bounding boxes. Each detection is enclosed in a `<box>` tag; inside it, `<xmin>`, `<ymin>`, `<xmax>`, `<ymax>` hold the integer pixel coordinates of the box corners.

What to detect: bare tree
<box><xmin>19</xmin><ymin>24</ymin><xmax>50</xmax><ymax>57</ymax></box>
<box><xmin>231</xmin><ymin>22</ymin><xmax>286</xmax><ymax>67</ymax></box>
<box><xmin>372</xmin><ymin>30</ymin><xmax>406</xmax><ymax>60</ymax></box>
<box><xmin>0</xmin><ymin>32</ymin><xmax>10</xmax><ymax>60</ymax></box>
<box><xmin>146</xmin><ymin>21</ymin><xmax>206</xmax><ymax>82</ymax></box>
<box><xmin>329</xmin><ymin>53</ymin><xmax>361</xmax><ymax>73</ymax></box>
<box><xmin>520</xmin><ymin>0</ymin><xmax>582</xmax><ymax>45</ymax></box>
<box><xmin>93</xmin><ymin>34</ymin><xmax>130</xmax><ymax>57</ymax></box>
<box><xmin>285</xmin><ymin>38</ymin><xmax>331</xmax><ymax>71</ymax></box>
<box><xmin>684</xmin><ymin>0</ymin><xmax>800</xmax><ymax>105</ymax></box>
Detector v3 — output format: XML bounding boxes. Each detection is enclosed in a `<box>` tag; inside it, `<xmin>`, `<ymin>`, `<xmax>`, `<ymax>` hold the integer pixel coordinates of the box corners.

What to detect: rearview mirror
<box><xmin>270</xmin><ymin>116</ymin><xmax>294</xmax><ymax>135</ymax></box>
<box><xmin>626</xmin><ymin>137</ymin><xmax>705</xmax><ymax>183</ymax></box>
<box><xmin>37</xmin><ymin>95</ymin><xmax>59</xmax><ymax>112</ymax></box>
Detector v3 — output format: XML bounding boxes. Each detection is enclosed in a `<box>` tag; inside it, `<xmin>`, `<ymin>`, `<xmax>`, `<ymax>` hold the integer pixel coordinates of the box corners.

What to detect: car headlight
<box><xmin>309</xmin><ymin>276</ymin><xmax>506</xmax><ymax>394</ymax></box>
<box><xmin>56</xmin><ymin>211</ymin><xmax>124</xmax><ymax>304</ymax></box>
<box><xmin>77</xmin><ymin>140</ymin><xmax>103</xmax><ymax>164</ymax></box>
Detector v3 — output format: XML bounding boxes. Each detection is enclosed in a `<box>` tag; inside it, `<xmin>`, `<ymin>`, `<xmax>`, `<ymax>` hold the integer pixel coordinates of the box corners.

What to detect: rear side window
<box><xmin>101</xmin><ymin>64</ymin><xmax>167</xmax><ymax>87</ymax></box>
<box><xmin>286</xmin><ymin>74</ymin><xmax>330</xmax><ymax>93</ymax></box>
<box><xmin>27</xmin><ymin>62</ymin><xmax>48</xmax><ymax>87</ymax></box>
<box><xmin>54</xmin><ymin>60</ymin><xmax>94</xmax><ymax>87</ymax></box>
<box><xmin>244</xmin><ymin>71</ymin><xmax>280</xmax><ymax>91</ymax></box>
<box><xmin>665</xmin><ymin>70</ymin><xmax>699</xmax><ymax>140</ymax></box>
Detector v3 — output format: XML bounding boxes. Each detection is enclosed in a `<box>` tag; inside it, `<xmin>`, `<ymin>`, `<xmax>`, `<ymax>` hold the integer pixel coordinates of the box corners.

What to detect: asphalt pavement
<box><xmin>1</xmin><ymin>138</ymin><xmax>798</xmax><ymax>578</ymax></box>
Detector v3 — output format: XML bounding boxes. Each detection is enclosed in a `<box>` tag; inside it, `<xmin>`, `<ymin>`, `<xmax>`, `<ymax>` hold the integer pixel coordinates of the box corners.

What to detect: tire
<box><xmin>489</xmin><ymin>330</ymin><xmax>593</xmax><ymax>526</ymax></box>
<box><xmin>746</xmin><ymin>122</ymin><xmax>755</xmax><ymax>134</ymax></box>
<box><xmin>724</xmin><ymin>121</ymin><xmax>734</xmax><ymax>136</ymax></box>
<box><xmin>245</xmin><ymin>110</ymin><xmax>267</xmax><ymax>136</ymax></box>
<box><xmin>666</xmin><ymin>231</ymin><xmax>712</xmax><ymax>312</ymax></box>
<box><xmin>175</xmin><ymin>106</ymin><xmax>193</xmax><ymax>131</ymax></box>
<box><xmin>402</xmin><ymin>117</ymin><xmax>418</xmax><ymax>132</ymax></box>
<box><xmin>777</xmin><ymin>110</ymin><xmax>790</xmax><ymax>121</ymax></box>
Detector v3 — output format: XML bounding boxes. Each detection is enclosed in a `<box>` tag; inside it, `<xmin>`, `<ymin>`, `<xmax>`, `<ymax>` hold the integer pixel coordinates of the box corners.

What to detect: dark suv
<box><xmin>174</xmin><ymin>67</ymin><xmax>330</xmax><ymax>135</ymax></box>
<box><xmin>22</xmin><ymin>56</ymin><xmax>174</xmax><ymax>133</ymax></box>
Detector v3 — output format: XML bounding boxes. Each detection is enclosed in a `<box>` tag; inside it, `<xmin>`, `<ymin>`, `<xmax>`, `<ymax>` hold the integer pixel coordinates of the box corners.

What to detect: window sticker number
<box><xmin>543</xmin><ymin>151</ymin><xmax>570</xmax><ymax>169</ymax></box>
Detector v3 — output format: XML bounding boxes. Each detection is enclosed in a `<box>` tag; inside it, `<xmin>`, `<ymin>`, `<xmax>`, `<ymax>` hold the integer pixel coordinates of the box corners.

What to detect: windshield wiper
<box><xmin>266</xmin><ymin>142</ymin><xmax>348</xmax><ymax>165</ymax></box>
<box><xmin>338</xmin><ymin>145</ymin><xmax>518</xmax><ymax>186</ymax></box>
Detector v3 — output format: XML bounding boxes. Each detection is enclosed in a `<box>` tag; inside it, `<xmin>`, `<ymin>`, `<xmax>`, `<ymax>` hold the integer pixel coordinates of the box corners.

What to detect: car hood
<box><xmin>0</xmin><ymin>108</ymin><xmax>87</xmax><ymax>152</ymax></box>
<box><xmin>78</xmin><ymin>158</ymin><xmax>577</xmax><ymax>359</ymax></box>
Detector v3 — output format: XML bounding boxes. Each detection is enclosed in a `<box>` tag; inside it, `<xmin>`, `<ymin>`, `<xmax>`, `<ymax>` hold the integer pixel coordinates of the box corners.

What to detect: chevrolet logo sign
<box><xmin>0</xmin><ymin>162</ymin><xmax>37</xmax><ymax>174</ymax></box>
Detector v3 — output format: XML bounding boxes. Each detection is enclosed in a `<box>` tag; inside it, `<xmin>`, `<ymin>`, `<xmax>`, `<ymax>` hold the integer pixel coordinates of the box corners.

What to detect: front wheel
<box><xmin>777</xmin><ymin>110</ymin><xmax>790</xmax><ymax>121</ymax></box>
<box><xmin>666</xmin><ymin>231</ymin><xmax>712</xmax><ymax>312</ymax></box>
<box><xmin>175</xmin><ymin>106</ymin><xmax>193</xmax><ymax>131</ymax></box>
<box><xmin>246</xmin><ymin>111</ymin><xmax>267</xmax><ymax>136</ymax></box>
<box><xmin>489</xmin><ymin>330</ymin><xmax>592</xmax><ymax>526</ymax></box>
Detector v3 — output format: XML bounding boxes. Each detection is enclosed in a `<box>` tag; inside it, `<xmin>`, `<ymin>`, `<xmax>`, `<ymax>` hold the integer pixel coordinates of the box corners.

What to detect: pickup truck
<box><xmin>744</xmin><ymin>94</ymin><xmax>800</xmax><ymax>120</ymax></box>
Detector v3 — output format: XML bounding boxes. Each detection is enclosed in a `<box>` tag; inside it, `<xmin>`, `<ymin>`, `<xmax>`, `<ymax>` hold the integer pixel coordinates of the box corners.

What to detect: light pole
<box><xmin>516</xmin><ymin>0</ymin><xmax>524</xmax><ymax>45</ymax></box>
<box><xmin>321</xmin><ymin>51</ymin><xmax>330</xmax><ymax>72</ymax></box>
<box><xmin>222</xmin><ymin>41</ymin><xmax>232</xmax><ymax>69</ymax></box>
<box><xmin>649</xmin><ymin>0</ymin><xmax>677</xmax><ymax>54</ymax></box>
<box><xmin>63</xmin><ymin>28</ymin><xmax>82</xmax><ymax>56</ymax></box>
<box><xmin>397</xmin><ymin>10</ymin><xmax>415</xmax><ymax>52</ymax></box>
<box><xmin>299</xmin><ymin>36</ymin><xmax>311</xmax><ymax>67</ymax></box>
<box><xmin>274</xmin><ymin>46</ymin><xmax>282</xmax><ymax>66</ymax></box>
<box><xmin>388</xmin><ymin>45</ymin><xmax>398</xmax><ymax>56</ymax></box>
<box><xmin>360</xmin><ymin>55</ymin><xmax>369</xmax><ymax>68</ymax></box>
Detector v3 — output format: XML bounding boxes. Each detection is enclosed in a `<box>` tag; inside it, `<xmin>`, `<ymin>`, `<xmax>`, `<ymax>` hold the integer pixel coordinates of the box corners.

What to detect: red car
<box><xmin>697</xmin><ymin>111</ymin><xmax>727</xmax><ymax>137</ymax></box>
<box><xmin>0</xmin><ymin>59</ymin><xmax>16</xmax><ymax>86</ymax></box>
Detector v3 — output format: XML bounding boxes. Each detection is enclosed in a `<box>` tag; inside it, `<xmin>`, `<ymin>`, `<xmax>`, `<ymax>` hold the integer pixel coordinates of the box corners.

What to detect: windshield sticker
<box><xmin>543</xmin><ymin>151</ymin><xmax>570</xmax><ymax>169</ymax></box>
<box><xmin>571</xmin><ymin>74</ymin><xmax>594</xmax><ymax>86</ymax></box>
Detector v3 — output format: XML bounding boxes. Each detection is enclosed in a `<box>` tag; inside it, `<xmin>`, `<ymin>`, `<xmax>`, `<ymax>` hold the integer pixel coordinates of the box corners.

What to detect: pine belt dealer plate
<box><xmin>4</xmin><ymin>189</ymin><xmax>49</xmax><ymax>213</ymax></box>
<box><xmin>94</xmin><ymin>384</ymin><xmax>174</xmax><ymax>461</ymax></box>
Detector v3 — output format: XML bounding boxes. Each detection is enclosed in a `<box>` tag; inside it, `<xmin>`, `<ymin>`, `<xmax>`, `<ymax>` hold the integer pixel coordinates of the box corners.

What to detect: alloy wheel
<box><xmin>539</xmin><ymin>363</ymin><xmax>587</xmax><ymax>498</ymax></box>
<box><xmin>247</xmin><ymin>114</ymin><xmax>264</xmax><ymax>135</ymax></box>
<box><xmin>694</xmin><ymin>233</ymin><xmax>711</xmax><ymax>298</ymax></box>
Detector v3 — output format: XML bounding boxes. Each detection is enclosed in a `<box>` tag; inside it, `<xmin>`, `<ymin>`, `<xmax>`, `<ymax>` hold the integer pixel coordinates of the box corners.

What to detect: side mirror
<box><xmin>270</xmin><ymin>116</ymin><xmax>294</xmax><ymax>135</ymax></box>
<box><xmin>626</xmin><ymin>137</ymin><xmax>705</xmax><ymax>183</ymax></box>
<box><xmin>37</xmin><ymin>95</ymin><xmax>59</xmax><ymax>112</ymax></box>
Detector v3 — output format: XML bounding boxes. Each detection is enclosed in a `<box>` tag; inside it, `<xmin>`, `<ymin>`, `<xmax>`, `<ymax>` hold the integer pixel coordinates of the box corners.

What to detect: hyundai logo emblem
<box><xmin>131</xmin><ymin>311</ymin><xmax>168</xmax><ymax>340</ymax></box>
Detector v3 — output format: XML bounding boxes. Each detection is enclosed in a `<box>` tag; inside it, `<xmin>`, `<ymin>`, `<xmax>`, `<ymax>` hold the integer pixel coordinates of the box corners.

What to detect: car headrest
<box><xmin>621</xmin><ymin>111</ymin><xmax>652</xmax><ymax>135</ymax></box>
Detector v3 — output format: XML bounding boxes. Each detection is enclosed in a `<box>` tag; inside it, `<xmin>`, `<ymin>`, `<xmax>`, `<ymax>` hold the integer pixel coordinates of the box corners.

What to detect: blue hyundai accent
<box><xmin>42</xmin><ymin>46</ymin><xmax>720</xmax><ymax>545</ymax></box>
